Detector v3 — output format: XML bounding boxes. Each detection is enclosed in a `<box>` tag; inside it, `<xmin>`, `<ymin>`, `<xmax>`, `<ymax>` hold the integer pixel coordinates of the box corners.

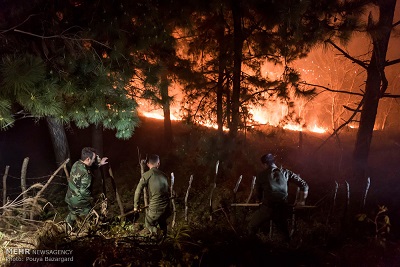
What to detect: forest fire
<box><xmin>141</xmin><ymin>111</ymin><xmax>180</xmax><ymax>121</ymax></box>
<box><xmin>139</xmin><ymin>104</ymin><xmax>328</xmax><ymax>134</ymax></box>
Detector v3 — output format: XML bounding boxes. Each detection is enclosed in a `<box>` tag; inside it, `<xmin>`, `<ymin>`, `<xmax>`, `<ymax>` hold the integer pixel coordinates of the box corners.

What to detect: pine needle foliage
<box><xmin>0</xmin><ymin>0</ymin><xmax>140</xmax><ymax>138</ymax></box>
<box><xmin>1</xmin><ymin>55</ymin><xmax>46</xmax><ymax>94</ymax></box>
<box><xmin>0</xmin><ymin>99</ymin><xmax>13</xmax><ymax>129</ymax></box>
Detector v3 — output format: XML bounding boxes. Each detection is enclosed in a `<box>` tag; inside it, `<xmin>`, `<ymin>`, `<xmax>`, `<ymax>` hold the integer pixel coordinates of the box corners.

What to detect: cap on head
<box><xmin>260</xmin><ymin>153</ymin><xmax>275</xmax><ymax>165</ymax></box>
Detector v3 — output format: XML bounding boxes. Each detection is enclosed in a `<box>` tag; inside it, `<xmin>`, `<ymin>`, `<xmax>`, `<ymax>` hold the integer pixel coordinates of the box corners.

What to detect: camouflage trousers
<box><xmin>65</xmin><ymin>204</ymin><xmax>92</xmax><ymax>229</ymax></box>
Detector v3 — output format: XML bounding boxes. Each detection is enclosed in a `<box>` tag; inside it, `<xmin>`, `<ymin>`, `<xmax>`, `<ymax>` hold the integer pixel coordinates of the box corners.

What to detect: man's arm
<box><xmin>75</xmin><ymin>167</ymin><xmax>92</xmax><ymax>202</ymax></box>
<box><xmin>133</xmin><ymin>176</ymin><xmax>146</xmax><ymax>210</ymax></box>
<box><xmin>286</xmin><ymin>170</ymin><xmax>309</xmax><ymax>205</ymax></box>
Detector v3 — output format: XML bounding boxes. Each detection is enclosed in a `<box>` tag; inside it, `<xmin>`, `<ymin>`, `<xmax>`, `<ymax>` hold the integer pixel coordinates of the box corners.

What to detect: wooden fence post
<box><xmin>138</xmin><ymin>150</ymin><xmax>149</xmax><ymax>213</ymax></box>
<box><xmin>333</xmin><ymin>181</ymin><xmax>339</xmax><ymax>210</ymax></box>
<box><xmin>246</xmin><ymin>176</ymin><xmax>256</xmax><ymax>203</ymax></box>
<box><xmin>233</xmin><ymin>175</ymin><xmax>243</xmax><ymax>199</ymax></box>
<box><xmin>184</xmin><ymin>175</ymin><xmax>193</xmax><ymax>222</ymax></box>
<box><xmin>362</xmin><ymin>177</ymin><xmax>370</xmax><ymax>209</ymax></box>
<box><xmin>20</xmin><ymin>157</ymin><xmax>29</xmax><ymax>219</ymax></box>
<box><xmin>345</xmin><ymin>181</ymin><xmax>350</xmax><ymax>208</ymax></box>
<box><xmin>209</xmin><ymin>161</ymin><xmax>219</xmax><ymax>221</ymax></box>
<box><xmin>170</xmin><ymin>172</ymin><xmax>177</xmax><ymax>228</ymax></box>
<box><xmin>108</xmin><ymin>166</ymin><xmax>124</xmax><ymax>216</ymax></box>
<box><xmin>2</xmin><ymin>165</ymin><xmax>10</xmax><ymax>211</ymax></box>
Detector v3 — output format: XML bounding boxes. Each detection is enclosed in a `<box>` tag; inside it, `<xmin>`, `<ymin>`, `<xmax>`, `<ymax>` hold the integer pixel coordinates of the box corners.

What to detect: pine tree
<box><xmin>182</xmin><ymin>0</ymin><xmax>334</xmax><ymax>138</ymax></box>
<box><xmin>126</xmin><ymin>0</ymin><xmax>195</xmax><ymax>146</ymax></box>
<box><xmin>0</xmin><ymin>0</ymin><xmax>140</xmax><ymax>164</ymax></box>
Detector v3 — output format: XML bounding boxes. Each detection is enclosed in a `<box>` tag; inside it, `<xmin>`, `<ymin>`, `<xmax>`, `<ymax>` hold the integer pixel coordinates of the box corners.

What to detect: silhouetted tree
<box><xmin>351</xmin><ymin>0</ymin><xmax>399</xmax><ymax>208</ymax></box>
<box><xmin>182</xmin><ymin>0</ymin><xmax>347</xmax><ymax>139</ymax></box>
<box><xmin>302</xmin><ymin>0</ymin><xmax>399</xmax><ymax>210</ymax></box>
<box><xmin>0</xmin><ymin>0</ymin><xmax>139</xmax><ymax>165</ymax></box>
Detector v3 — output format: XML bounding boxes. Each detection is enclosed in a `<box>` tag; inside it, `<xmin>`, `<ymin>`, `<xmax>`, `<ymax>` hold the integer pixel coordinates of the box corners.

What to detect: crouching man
<box><xmin>134</xmin><ymin>154</ymin><xmax>170</xmax><ymax>237</ymax></box>
<box><xmin>65</xmin><ymin>147</ymin><xmax>108</xmax><ymax>230</ymax></box>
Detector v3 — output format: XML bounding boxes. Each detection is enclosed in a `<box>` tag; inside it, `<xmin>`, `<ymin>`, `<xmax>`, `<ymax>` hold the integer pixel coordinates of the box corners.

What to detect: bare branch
<box><xmin>0</xmin><ymin>14</ymin><xmax>39</xmax><ymax>34</ymax></box>
<box><xmin>393</xmin><ymin>20</ymin><xmax>400</xmax><ymax>28</ymax></box>
<box><xmin>316</xmin><ymin>97</ymin><xmax>365</xmax><ymax>152</ymax></box>
<box><xmin>386</xmin><ymin>58</ymin><xmax>400</xmax><ymax>67</ymax></box>
<box><xmin>343</xmin><ymin>105</ymin><xmax>361</xmax><ymax>112</ymax></box>
<box><xmin>382</xmin><ymin>93</ymin><xmax>400</xmax><ymax>99</ymax></box>
<box><xmin>240</xmin><ymin>87</ymin><xmax>278</xmax><ymax>105</ymax></box>
<box><xmin>326</xmin><ymin>39</ymin><xmax>368</xmax><ymax>69</ymax></box>
<box><xmin>14</xmin><ymin>29</ymin><xmax>112</xmax><ymax>49</ymax></box>
<box><xmin>300</xmin><ymin>82</ymin><xmax>364</xmax><ymax>97</ymax></box>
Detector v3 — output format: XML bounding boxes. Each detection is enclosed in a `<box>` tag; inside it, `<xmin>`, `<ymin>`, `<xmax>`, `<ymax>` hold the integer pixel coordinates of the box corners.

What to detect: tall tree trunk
<box><xmin>217</xmin><ymin>10</ymin><xmax>227</xmax><ymax>138</ymax></box>
<box><xmin>160</xmin><ymin>64</ymin><xmax>173</xmax><ymax>146</ymax></box>
<box><xmin>46</xmin><ymin>117</ymin><xmax>70</xmax><ymax>167</ymax></box>
<box><xmin>352</xmin><ymin>0</ymin><xmax>396</xmax><ymax>209</ymax></box>
<box><xmin>92</xmin><ymin>124</ymin><xmax>106</xmax><ymax>197</ymax></box>
<box><xmin>92</xmin><ymin>124</ymin><xmax>104</xmax><ymax>156</ymax></box>
<box><xmin>229</xmin><ymin>0</ymin><xmax>243</xmax><ymax>139</ymax></box>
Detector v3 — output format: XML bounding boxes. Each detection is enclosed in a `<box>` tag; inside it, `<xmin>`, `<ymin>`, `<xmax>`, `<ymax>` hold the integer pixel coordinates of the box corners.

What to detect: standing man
<box><xmin>134</xmin><ymin>154</ymin><xmax>170</xmax><ymax>237</ymax></box>
<box><xmin>248</xmin><ymin>153</ymin><xmax>309</xmax><ymax>241</ymax></box>
<box><xmin>65</xmin><ymin>147</ymin><xmax>108</xmax><ymax>229</ymax></box>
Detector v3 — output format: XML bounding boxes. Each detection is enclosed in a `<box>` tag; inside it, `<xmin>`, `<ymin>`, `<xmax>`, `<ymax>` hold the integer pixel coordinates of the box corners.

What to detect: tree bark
<box><xmin>2</xmin><ymin>165</ymin><xmax>9</xmax><ymax>209</ymax></box>
<box><xmin>46</xmin><ymin>117</ymin><xmax>70</xmax><ymax>168</ymax></box>
<box><xmin>92</xmin><ymin>124</ymin><xmax>104</xmax><ymax>156</ymax></box>
<box><xmin>20</xmin><ymin>157</ymin><xmax>29</xmax><ymax>219</ymax></box>
<box><xmin>229</xmin><ymin>0</ymin><xmax>243</xmax><ymax>139</ymax></box>
<box><xmin>92</xmin><ymin>124</ymin><xmax>106</xmax><ymax>197</ymax></box>
<box><xmin>160</xmin><ymin>64</ymin><xmax>173</xmax><ymax>146</ymax></box>
<box><xmin>216</xmin><ymin>10</ymin><xmax>227</xmax><ymax>138</ymax></box>
<box><xmin>352</xmin><ymin>0</ymin><xmax>396</xmax><ymax>209</ymax></box>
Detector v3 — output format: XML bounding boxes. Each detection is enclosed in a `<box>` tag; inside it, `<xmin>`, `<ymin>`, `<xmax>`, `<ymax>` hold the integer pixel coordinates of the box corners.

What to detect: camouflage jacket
<box><xmin>134</xmin><ymin>167</ymin><xmax>169</xmax><ymax>212</ymax></box>
<box><xmin>256</xmin><ymin>164</ymin><xmax>309</xmax><ymax>204</ymax></box>
<box><xmin>65</xmin><ymin>160</ymin><xmax>93</xmax><ymax>207</ymax></box>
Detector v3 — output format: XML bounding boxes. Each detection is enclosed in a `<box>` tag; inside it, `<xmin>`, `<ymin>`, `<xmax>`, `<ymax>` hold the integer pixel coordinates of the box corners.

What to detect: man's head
<box><xmin>260</xmin><ymin>153</ymin><xmax>275</xmax><ymax>167</ymax></box>
<box><xmin>147</xmin><ymin>154</ymin><xmax>160</xmax><ymax>169</ymax></box>
<box><xmin>81</xmin><ymin>147</ymin><xmax>97</xmax><ymax>166</ymax></box>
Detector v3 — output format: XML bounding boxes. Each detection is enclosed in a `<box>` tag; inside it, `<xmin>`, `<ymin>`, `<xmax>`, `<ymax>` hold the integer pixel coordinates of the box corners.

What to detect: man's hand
<box><xmin>99</xmin><ymin>157</ymin><xmax>108</xmax><ymax>166</ymax></box>
<box><xmin>294</xmin><ymin>190</ymin><xmax>308</xmax><ymax>206</ymax></box>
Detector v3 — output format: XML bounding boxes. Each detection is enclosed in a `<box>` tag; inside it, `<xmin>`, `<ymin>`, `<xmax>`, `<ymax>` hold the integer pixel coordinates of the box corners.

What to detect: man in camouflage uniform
<box><xmin>248</xmin><ymin>153</ymin><xmax>309</xmax><ymax>240</ymax></box>
<box><xmin>65</xmin><ymin>147</ymin><xmax>108</xmax><ymax>229</ymax></box>
<box><xmin>134</xmin><ymin>154</ymin><xmax>170</xmax><ymax>236</ymax></box>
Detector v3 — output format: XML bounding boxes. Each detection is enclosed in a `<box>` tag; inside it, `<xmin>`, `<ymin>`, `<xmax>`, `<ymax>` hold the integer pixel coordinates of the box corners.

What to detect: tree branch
<box><xmin>193</xmin><ymin>85</ymin><xmax>217</xmax><ymax>119</ymax></box>
<box><xmin>14</xmin><ymin>29</ymin><xmax>111</xmax><ymax>49</ymax></box>
<box><xmin>393</xmin><ymin>20</ymin><xmax>400</xmax><ymax>28</ymax></box>
<box><xmin>316</xmin><ymin>97</ymin><xmax>365</xmax><ymax>152</ymax></box>
<box><xmin>382</xmin><ymin>93</ymin><xmax>400</xmax><ymax>99</ymax></box>
<box><xmin>386</xmin><ymin>58</ymin><xmax>400</xmax><ymax>67</ymax></box>
<box><xmin>343</xmin><ymin>105</ymin><xmax>361</xmax><ymax>112</ymax></box>
<box><xmin>300</xmin><ymin>82</ymin><xmax>364</xmax><ymax>97</ymax></box>
<box><xmin>326</xmin><ymin>39</ymin><xmax>368</xmax><ymax>69</ymax></box>
<box><xmin>0</xmin><ymin>14</ymin><xmax>39</xmax><ymax>34</ymax></box>
<box><xmin>240</xmin><ymin>87</ymin><xmax>278</xmax><ymax>105</ymax></box>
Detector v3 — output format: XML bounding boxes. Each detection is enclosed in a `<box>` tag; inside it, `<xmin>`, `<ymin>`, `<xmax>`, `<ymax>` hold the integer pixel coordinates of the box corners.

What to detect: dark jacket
<box><xmin>256</xmin><ymin>163</ymin><xmax>308</xmax><ymax>204</ymax></box>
